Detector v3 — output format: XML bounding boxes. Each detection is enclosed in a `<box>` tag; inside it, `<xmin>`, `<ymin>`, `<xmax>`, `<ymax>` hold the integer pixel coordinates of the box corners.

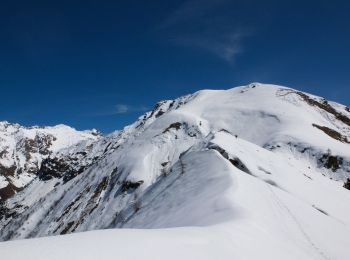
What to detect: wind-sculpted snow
<box><xmin>1</xmin><ymin>83</ymin><xmax>350</xmax><ymax>259</ymax></box>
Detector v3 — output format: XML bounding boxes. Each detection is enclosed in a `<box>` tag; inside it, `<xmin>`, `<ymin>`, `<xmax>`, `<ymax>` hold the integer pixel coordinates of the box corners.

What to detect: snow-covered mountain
<box><xmin>0</xmin><ymin>122</ymin><xmax>100</xmax><ymax>200</ymax></box>
<box><xmin>1</xmin><ymin>83</ymin><xmax>350</xmax><ymax>260</ymax></box>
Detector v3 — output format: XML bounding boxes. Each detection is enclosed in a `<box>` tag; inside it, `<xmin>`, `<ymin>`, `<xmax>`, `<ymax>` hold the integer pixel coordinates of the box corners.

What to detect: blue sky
<box><xmin>0</xmin><ymin>0</ymin><xmax>349</xmax><ymax>133</ymax></box>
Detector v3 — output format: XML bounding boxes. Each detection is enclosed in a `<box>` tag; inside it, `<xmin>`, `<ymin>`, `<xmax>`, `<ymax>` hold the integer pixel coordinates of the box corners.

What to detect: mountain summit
<box><xmin>1</xmin><ymin>83</ymin><xmax>350</xmax><ymax>259</ymax></box>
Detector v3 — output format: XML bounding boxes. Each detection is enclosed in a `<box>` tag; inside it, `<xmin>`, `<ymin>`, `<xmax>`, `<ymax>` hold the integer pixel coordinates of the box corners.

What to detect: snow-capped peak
<box><xmin>0</xmin><ymin>121</ymin><xmax>101</xmax><ymax>199</ymax></box>
<box><xmin>1</xmin><ymin>83</ymin><xmax>350</xmax><ymax>260</ymax></box>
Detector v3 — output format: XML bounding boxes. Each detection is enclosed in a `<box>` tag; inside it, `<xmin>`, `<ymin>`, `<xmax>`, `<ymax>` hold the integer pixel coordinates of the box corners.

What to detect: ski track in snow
<box><xmin>268</xmin><ymin>185</ymin><xmax>331</xmax><ymax>260</ymax></box>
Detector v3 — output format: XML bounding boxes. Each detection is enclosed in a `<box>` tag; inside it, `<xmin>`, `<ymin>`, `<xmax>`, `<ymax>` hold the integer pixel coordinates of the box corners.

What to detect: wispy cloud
<box><xmin>115</xmin><ymin>104</ymin><xmax>129</xmax><ymax>114</ymax></box>
<box><xmin>171</xmin><ymin>30</ymin><xmax>250</xmax><ymax>62</ymax></box>
<box><xmin>160</xmin><ymin>0</ymin><xmax>228</xmax><ymax>29</ymax></box>
<box><xmin>91</xmin><ymin>104</ymin><xmax>148</xmax><ymax>116</ymax></box>
<box><xmin>113</xmin><ymin>104</ymin><xmax>148</xmax><ymax>114</ymax></box>
<box><xmin>158</xmin><ymin>0</ymin><xmax>253</xmax><ymax>63</ymax></box>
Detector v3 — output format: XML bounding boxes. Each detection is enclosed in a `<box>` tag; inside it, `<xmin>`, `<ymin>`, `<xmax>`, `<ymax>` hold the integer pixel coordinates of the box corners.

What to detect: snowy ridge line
<box><xmin>0</xmin><ymin>83</ymin><xmax>350</xmax><ymax>260</ymax></box>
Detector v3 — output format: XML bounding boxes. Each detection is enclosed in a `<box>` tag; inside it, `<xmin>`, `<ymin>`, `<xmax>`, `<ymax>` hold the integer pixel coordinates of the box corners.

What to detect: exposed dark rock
<box><xmin>168</xmin><ymin>101</ymin><xmax>175</xmax><ymax>109</ymax></box>
<box><xmin>62</xmin><ymin>169</ymin><xmax>86</xmax><ymax>183</ymax></box>
<box><xmin>38</xmin><ymin>157</ymin><xmax>70</xmax><ymax>180</ymax></box>
<box><xmin>0</xmin><ymin>202</ymin><xmax>18</xmax><ymax>220</ymax></box>
<box><xmin>22</xmin><ymin>134</ymin><xmax>55</xmax><ymax>160</ymax></box>
<box><xmin>70</xmin><ymin>182</ymin><xmax>107</xmax><ymax>225</ymax></box>
<box><xmin>147</xmin><ymin>102</ymin><xmax>166</xmax><ymax>120</ymax></box>
<box><xmin>209</xmin><ymin>145</ymin><xmax>229</xmax><ymax>159</ymax></box>
<box><xmin>56</xmin><ymin>187</ymin><xmax>91</xmax><ymax>223</ymax></box>
<box><xmin>344</xmin><ymin>179</ymin><xmax>350</xmax><ymax>190</ymax></box>
<box><xmin>312</xmin><ymin>124</ymin><xmax>349</xmax><ymax>143</ymax></box>
<box><xmin>60</xmin><ymin>221</ymin><xmax>75</xmax><ymax>235</ymax></box>
<box><xmin>103</xmin><ymin>143</ymin><xmax>112</xmax><ymax>154</ymax></box>
<box><xmin>111</xmin><ymin>167</ymin><xmax>119</xmax><ymax>176</ymax></box>
<box><xmin>57</xmin><ymin>179</ymin><xmax>110</xmax><ymax>232</ymax></box>
<box><xmin>301</xmin><ymin>147</ymin><xmax>309</xmax><ymax>153</ymax></box>
<box><xmin>0</xmin><ymin>183</ymin><xmax>21</xmax><ymax>201</ymax></box>
<box><xmin>155</xmin><ymin>110</ymin><xmax>165</xmax><ymax>118</ymax></box>
<box><xmin>319</xmin><ymin>154</ymin><xmax>343</xmax><ymax>172</ymax></box>
<box><xmin>163</xmin><ymin>122</ymin><xmax>182</xmax><ymax>133</ymax></box>
<box><xmin>209</xmin><ymin>144</ymin><xmax>251</xmax><ymax>175</ymax></box>
<box><xmin>296</xmin><ymin>92</ymin><xmax>350</xmax><ymax>127</ymax></box>
<box><xmin>0</xmin><ymin>165</ymin><xmax>16</xmax><ymax>177</ymax></box>
<box><xmin>0</xmin><ymin>149</ymin><xmax>9</xmax><ymax>159</ymax></box>
<box><xmin>92</xmin><ymin>177</ymin><xmax>109</xmax><ymax>200</ymax></box>
<box><xmin>228</xmin><ymin>158</ymin><xmax>251</xmax><ymax>174</ymax></box>
<box><xmin>38</xmin><ymin>156</ymin><xmax>88</xmax><ymax>183</ymax></box>
<box><xmin>121</xmin><ymin>180</ymin><xmax>144</xmax><ymax>193</ymax></box>
<box><xmin>161</xmin><ymin>162</ymin><xmax>169</xmax><ymax>167</ymax></box>
<box><xmin>175</xmin><ymin>101</ymin><xmax>185</xmax><ymax>109</ymax></box>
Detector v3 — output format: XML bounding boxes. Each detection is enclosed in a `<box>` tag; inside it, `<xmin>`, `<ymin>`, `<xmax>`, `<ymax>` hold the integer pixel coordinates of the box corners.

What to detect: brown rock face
<box><xmin>0</xmin><ymin>183</ymin><xmax>21</xmax><ymax>201</ymax></box>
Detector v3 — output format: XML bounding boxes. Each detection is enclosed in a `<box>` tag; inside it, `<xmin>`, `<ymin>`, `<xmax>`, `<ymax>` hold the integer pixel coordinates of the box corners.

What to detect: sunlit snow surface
<box><xmin>1</xmin><ymin>83</ymin><xmax>350</xmax><ymax>259</ymax></box>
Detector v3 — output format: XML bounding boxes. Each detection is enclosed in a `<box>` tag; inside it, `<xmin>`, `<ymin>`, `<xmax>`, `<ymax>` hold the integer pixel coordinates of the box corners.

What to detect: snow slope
<box><xmin>1</xmin><ymin>133</ymin><xmax>349</xmax><ymax>260</ymax></box>
<box><xmin>0</xmin><ymin>228</ymin><xmax>238</xmax><ymax>260</ymax></box>
<box><xmin>1</xmin><ymin>83</ymin><xmax>350</xmax><ymax>259</ymax></box>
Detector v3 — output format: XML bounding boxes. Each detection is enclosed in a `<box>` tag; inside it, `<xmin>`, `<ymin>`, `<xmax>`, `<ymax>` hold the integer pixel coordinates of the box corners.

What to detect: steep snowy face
<box><xmin>0</xmin><ymin>83</ymin><xmax>350</xmax><ymax>259</ymax></box>
<box><xmin>0</xmin><ymin>122</ymin><xmax>100</xmax><ymax>200</ymax></box>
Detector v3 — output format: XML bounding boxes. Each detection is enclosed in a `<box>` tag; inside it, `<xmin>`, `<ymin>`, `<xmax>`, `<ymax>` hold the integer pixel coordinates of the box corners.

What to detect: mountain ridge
<box><xmin>0</xmin><ymin>83</ymin><xmax>350</xmax><ymax>259</ymax></box>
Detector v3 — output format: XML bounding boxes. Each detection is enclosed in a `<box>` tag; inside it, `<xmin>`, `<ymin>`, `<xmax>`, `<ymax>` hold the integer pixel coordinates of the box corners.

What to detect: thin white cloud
<box><xmin>113</xmin><ymin>104</ymin><xmax>148</xmax><ymax>115</ymax></box>
<box><xmin>115</xmin><ymin>104</ymin><xmax>129</xmax><ymax>114</ymax></box>
<box><xmin>91</xmin><ymin>104</ymin><xmax>148</xmax><ymax>116</ymax></box>
<box><xmin>159</xmin><ymin>0</ymin><xmax>253</xmax><ymax>63</ymax></box>
<box><xmin>171</xmin><ymin>30</ymin><xmax>250</xmax><ymax>63</ymax></box>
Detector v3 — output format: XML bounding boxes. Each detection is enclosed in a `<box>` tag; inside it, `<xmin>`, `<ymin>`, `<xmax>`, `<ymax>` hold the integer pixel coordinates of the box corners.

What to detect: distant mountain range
<box><xmin>1</xmin><ymin>83</ymin><xmax>349</xmax><ymax>260</ymax></box>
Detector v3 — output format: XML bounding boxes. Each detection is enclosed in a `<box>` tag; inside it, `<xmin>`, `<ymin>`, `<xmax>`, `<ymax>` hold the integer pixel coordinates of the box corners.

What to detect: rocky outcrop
<box><xmin>0</xmin><ymin>122</ymin><xmax>100</xmax><ymax>200</ymax></box>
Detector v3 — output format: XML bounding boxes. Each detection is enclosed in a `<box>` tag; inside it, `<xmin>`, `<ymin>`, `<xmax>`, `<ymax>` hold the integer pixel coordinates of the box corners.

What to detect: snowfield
<box><xmin>1</xmin><ymin>83</ymin><xmax>350</xmax><ymax>259</ymax></box>
<box><xmin>0</xmin><ymin>228</ymin><xmax>239</xmax><ymax>260</ymax></box>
